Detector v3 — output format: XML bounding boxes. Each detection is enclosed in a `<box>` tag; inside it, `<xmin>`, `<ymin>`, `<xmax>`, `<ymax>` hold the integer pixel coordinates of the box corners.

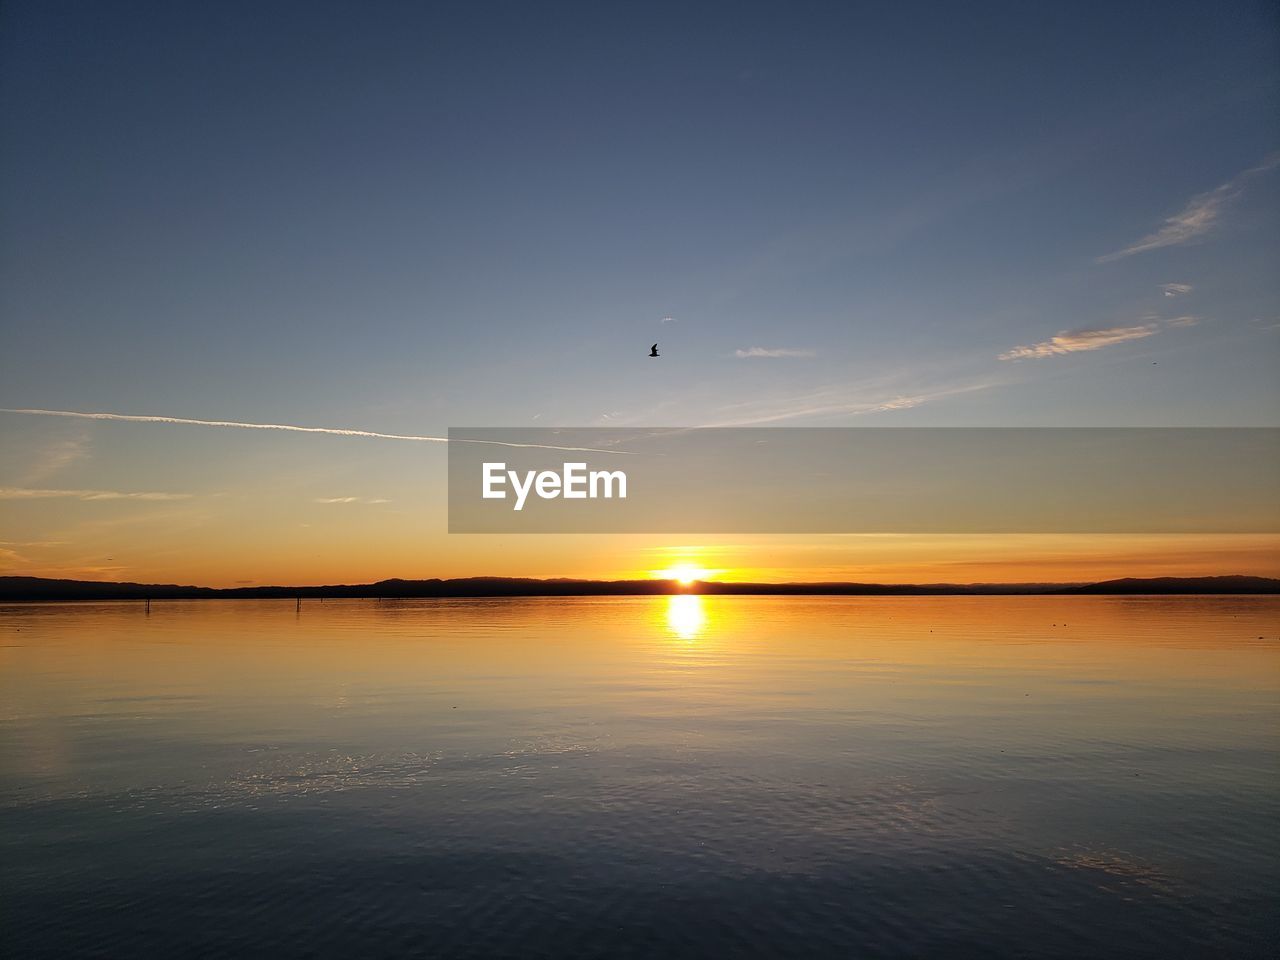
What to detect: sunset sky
<box><xmin>2</xmin><ymin>1</ymin><xmax>1278</xmax><ymax>585</ymax></box>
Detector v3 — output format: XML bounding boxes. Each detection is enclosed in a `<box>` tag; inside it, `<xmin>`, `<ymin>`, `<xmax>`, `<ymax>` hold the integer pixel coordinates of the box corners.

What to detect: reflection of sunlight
<box><xmin>665</xmin><ymin>594</ymin><xmax>707</xmax><ymax>640</ymax></box>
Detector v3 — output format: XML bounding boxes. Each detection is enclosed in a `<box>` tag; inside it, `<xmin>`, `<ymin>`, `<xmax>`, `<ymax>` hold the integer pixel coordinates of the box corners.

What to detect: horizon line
<box><xmin>2</xmin><ymin>572</ymin><xmax>1276</xmax><ymax>600</ymax></box>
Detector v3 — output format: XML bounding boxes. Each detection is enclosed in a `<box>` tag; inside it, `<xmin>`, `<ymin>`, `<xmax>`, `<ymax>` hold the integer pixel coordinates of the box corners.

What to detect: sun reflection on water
<box><xmin>665</xmin><ymin>594</ymin><xmax>707</xmax><ymax>640</ymax></box>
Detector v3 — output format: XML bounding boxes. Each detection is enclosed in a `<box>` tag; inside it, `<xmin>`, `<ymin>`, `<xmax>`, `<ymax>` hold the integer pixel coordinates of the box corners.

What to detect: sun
<box><xmin>655</xmin><ymin>562</ymin><xmax>712</xmax><ymax>585</ymax></box>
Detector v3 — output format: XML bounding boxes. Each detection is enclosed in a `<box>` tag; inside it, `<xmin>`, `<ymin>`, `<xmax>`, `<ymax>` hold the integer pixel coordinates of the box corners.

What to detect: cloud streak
<box><xmin>1161</xmin><ymin>282</ymin><xmax>1193</xmax><ymax>298</ymax></box>
<box><xmin>998</xmin><ymin>315</ymin><xmax>1200</xmax><ymax>361</ymax></box>
<box><xmin>697</xmin><ymin>377</ymin><xmax>1000</xmax><ymax>426</ymax></box>
<box><xmin>998</xmin><ymin>324</ymin><xmax>1159</xmax><ymax>360</ymax></box>
<box><xmin>0</xmin><ymin>409</ymin><xmax>632</xmax><ymax>454</ymax></box>
<box><xmin>734</xmin><ymin>347</ymin><xmax>816</xmax><ymax>359</ymax></box>
<box><xmin>1097</xmin><ymin>153</ymin><xmax>1280</xmax><ymax>262</ymax></box>
<box><xmin>313</xmin><ymin>496</ymin><xmax>392</xmax><ymax>504</ymax></box>
<box><xmin>23</xmin><ymin>434</ymin><xmax>91</xmax><ymax>484</ymax></box>
<box><xmin>0</xmin><ymin>487</ymin><xmax>192</xmax><ymax>501</ymax></box>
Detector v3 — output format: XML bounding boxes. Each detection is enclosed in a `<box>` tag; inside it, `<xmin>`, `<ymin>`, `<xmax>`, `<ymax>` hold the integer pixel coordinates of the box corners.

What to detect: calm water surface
<box><xmin>1</xmin><ymin>596</ymin><xmax>1277</xmax><ymax>958</ymax></box>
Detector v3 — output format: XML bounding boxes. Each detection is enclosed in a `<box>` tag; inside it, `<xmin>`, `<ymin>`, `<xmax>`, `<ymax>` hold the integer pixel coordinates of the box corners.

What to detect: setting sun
<box><xmin>655</xmin><ymin>562</ymin><xmax>713</xmax><ymax>585</ymax></box>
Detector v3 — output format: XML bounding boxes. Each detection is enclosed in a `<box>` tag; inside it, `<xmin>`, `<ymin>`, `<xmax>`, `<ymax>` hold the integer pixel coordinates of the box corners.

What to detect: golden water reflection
<box><xmin>665</xmin><ymin>594</ymin><xmax>707</xmax><ymax>640</ymax></box>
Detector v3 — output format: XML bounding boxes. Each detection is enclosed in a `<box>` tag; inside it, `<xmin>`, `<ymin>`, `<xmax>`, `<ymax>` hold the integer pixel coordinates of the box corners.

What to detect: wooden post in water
<box><xmin>145</xmin><ymin>598</ymin><xmax>151</xmax><ymax>615</ymax></box>
<box><xmin>296</xmin><ymin>596</ymin><xmax>301</xmax><ymax>613</ymax></box>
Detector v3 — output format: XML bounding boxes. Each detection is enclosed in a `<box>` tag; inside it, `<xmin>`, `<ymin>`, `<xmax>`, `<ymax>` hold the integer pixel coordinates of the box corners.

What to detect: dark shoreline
<box><xmin>2</xmin><ymin>574</ymin><xmax>1277</xmax><ymax>602</ymax></box>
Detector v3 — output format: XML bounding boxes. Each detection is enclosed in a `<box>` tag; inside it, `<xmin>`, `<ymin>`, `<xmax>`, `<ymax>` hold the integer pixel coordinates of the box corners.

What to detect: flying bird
<box><xmin>649</xmin><ymin>343</ymin><xmax>659</xmax><ymax>358</ymax></box>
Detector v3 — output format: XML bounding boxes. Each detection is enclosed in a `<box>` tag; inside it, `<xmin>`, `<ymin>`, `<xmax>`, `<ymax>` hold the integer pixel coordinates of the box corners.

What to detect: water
<box><xmin>1</xmin><ymin>596</ymin><xmax>1276</xmax><ymax>958</ymax></box>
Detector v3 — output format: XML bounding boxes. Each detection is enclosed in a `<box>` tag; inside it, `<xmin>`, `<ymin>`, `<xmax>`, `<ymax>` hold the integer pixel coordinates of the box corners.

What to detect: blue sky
<box><xmin>1</xmin><ymin>1</ymin><xmax>1278</xmax><ymax>582</ymax></box>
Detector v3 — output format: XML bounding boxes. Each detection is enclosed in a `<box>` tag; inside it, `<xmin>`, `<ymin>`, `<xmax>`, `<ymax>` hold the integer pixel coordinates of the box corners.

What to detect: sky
<box><xmin>1</xmin><ymin>0</ymin><xmax>1278</xmax><ymax>585</ymax></box>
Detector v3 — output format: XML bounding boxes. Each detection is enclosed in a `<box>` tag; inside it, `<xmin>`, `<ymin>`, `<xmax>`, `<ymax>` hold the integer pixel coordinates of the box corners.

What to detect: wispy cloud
<box><xmin>0</xmin><ymin>546</ymin><xmax>31</xmax><ymax>568</ymax></box>
<box><xmin>998</xmin><ymin>315</ymin><xmax>1201</xmax><ymax>361</ymax></box>
<box><xmin>0</xmin><ymin>559</ymin><xmax>130</xmax><ymax>577</ymax></box>
<box><xmin>1097</xmin><ymin>153</ymin><xmax>1280</xmax><ymax>262</ymax></box>
<box><xmin>697</xmin><ymin>377</ymin><xmax>1000</xmax><ymax>426</ymax></box>
<box><xmin>660</xmin><ymin>316</ymin><xmax>677</xmax><ymax>324</ymax></box>
<box><xmin>875</xmin><ymin>396</ymin><xmax>928</xmax><ymax>411</ymax></box>
<box><xmin>22</xmin><ymin>433</ymin><xmax>91</xmax><ymax>484</ymax></box>
<box><xmin>0</xmin><ymin>409</ymin><xmax>630</xmax><ymax>454</ymax></box>
<box><xmin>1161</xmin><ymin>282</ymin><xmax>1193</xmax><ymax>298</ymax></box>
<box><xmin>313</xmin><ymin>496</ymin><xmax>392</xmax><ymax>504</ymax></box>
<box><xmin>0</xmin><ymin>487</ymin><xmax>193</xmax><ymax>501</ymax></box>
<box><xmin>998</xmin><ymin>324</ymin><xmax>1158</xmax><ymax>360</ymax></box>
<box><xmin>734</xmin><ymin>347</ymin><xmax>816</xmax><ymax>359</ymax></box>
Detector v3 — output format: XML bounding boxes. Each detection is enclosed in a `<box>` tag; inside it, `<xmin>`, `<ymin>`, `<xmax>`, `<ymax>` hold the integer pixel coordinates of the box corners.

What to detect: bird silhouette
<box><xmin>649</xmin><ymin>343</ymin><xmax>659</xmax><ymax>358</ymax></box>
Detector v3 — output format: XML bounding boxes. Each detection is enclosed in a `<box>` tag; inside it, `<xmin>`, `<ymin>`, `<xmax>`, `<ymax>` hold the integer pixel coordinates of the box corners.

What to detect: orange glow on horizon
<box><xmin>4</xmin><ymin>522</ymin><xmax>1279</xmax><ymax>588</ymax></box>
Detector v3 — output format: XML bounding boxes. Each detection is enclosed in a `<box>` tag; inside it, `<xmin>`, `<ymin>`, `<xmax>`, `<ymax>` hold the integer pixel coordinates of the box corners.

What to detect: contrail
<box><xmin>0</xmin><ymin>408</ymin><xmax>632</xmax><ymax>454</ymax></box>
<box><xmin>0</xmin><ymin>487</ymin><xmax>192</xmax><ymax>501</ymax></box>
<box><xmin>1</xmin><ymin>407</ymin><xmax>454</xmax><ymax>440</ymax></box>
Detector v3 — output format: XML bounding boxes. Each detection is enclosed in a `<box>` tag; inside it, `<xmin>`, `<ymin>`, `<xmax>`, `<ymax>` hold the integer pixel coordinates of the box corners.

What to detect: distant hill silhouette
<box><xmin>1064</xmin><ymin>575</ymin><xmax>1280</xmax><ymax>595</ymax></box>
<box><xmin>0</xmin><ymin>574</ymin><xmax>1276</xmax><ymax>602</ymax></box>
